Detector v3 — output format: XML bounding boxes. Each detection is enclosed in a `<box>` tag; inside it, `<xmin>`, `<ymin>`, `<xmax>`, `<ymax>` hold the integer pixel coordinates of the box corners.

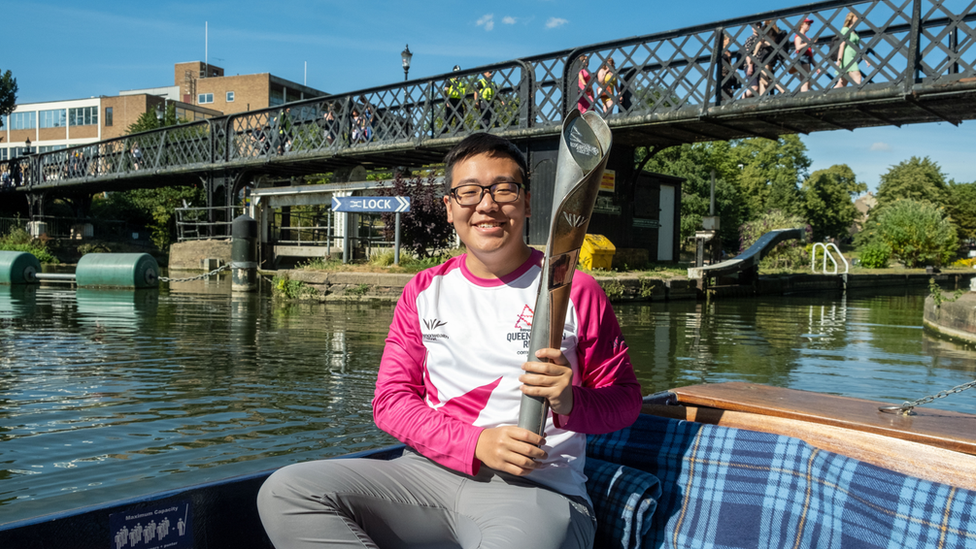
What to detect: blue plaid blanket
<box><xmin>586</xmin><ymin>413</ymin><xmax>976</xmax><ymax>549</ymax></box>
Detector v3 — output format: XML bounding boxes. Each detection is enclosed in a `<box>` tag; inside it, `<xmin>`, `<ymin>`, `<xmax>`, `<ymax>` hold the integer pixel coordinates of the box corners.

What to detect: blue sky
<box><xmin>6</xmin><ymin>0</ymin><xmax>975</xmax><ymax>190</ymax></box>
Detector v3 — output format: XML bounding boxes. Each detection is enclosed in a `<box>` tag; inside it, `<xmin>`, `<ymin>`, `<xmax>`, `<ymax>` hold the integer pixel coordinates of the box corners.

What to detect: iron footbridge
<box><xmin>2</xmin><ymin>0</ymin><xmax>975</xmax><ymax>208</ymax></box>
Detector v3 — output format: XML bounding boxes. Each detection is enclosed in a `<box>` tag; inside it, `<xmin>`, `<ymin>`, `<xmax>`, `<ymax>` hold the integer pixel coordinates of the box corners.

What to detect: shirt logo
<box><xmin>514</xmin><ymin>305</ymin><xmax>534</xmax><ymax>329</ymax></box>
<box><xmin>423</xmin><ymin>318</ymin><xmax>449</xmax><ymax>341</ymax></box>
<box><xmin>424</xmin><ymin>319</ymin><xmax>447</xmax><ymax>330</ymax></box>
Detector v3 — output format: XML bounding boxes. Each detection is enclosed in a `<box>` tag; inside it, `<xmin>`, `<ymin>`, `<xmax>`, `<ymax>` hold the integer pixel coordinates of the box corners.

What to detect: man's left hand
<box><xmin>520</xmin><ymin>348</ymin><xmax>574</xmax><ymax>416</ymax></box>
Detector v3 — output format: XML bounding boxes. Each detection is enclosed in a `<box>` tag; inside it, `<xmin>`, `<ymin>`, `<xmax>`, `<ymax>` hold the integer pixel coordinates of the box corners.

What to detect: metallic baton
<box><xmin>517</xmin><ymin>109</ymin><xmax>612</xmax><ymax>436</ymax></box>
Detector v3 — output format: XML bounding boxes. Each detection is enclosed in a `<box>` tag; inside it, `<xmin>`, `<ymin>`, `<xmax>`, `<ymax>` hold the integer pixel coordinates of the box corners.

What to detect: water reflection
<box><xmin>619</xmin><ymin>289</ymin><xmax>976</xmax><ymax>409</ymax></box>
<box><xmin>0</xmin><ymin>282</ymin><xmax>974</xmax><ymax>524</ymax></box>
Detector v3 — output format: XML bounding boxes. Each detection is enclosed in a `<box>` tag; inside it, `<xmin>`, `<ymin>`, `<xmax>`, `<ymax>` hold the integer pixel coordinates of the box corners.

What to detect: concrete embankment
<box><xmin>258</xmin><ymin>269</ymin><xmax>976</xmax><ymax>304</ymax></box>
<box><xmin>923</xmin><ymin>282</ymin><xmax>976</xmax><ymax>346</ymax></box>
<box><xmin>168</xmin><ymin>239</ymin><xmax>976</xmax><ymax>303</ymax></box>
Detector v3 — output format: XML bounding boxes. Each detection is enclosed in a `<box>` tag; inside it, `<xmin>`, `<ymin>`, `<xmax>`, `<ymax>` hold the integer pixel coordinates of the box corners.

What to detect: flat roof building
<box><xmin>1</xmin><ymin>62</ymin><xmax>328</xmax><ymax>161</ymax></box>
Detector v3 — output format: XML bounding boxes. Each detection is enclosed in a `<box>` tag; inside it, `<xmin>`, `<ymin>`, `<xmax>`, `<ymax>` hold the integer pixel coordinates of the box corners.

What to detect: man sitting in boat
<box><xmin>257</xmin><ymin>133</ymin><xmax>643</xmax><ymax>548</ymax></box>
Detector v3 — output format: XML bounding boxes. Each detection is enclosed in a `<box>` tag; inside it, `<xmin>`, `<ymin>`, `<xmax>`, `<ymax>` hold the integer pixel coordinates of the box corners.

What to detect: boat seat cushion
<box><xmin>584</xmin><ymin>457</ymin><xmax>661</xmax><ymax>549</ymax></box>
<box><xmin>586</xmin><ymin>413</ymin><xmax>976</xmax><ymax>549</ymax></box>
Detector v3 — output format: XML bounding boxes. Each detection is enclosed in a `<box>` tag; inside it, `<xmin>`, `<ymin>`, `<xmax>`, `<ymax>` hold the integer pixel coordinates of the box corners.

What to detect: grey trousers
<box><xmin>257</xmin><ymin>449</ymin><xmax>596</xmax><ymax>549</ymax></box>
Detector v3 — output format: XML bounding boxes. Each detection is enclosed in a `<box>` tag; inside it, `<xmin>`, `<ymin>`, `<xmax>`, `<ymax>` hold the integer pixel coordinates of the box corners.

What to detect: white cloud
<box><xmin>545</xmin><ymin>17</ymin><xmax>568</xmax><ymax>29</ymax></box>
<box><xmin>869</xmin><ymin>142</ymin><xmax>891</xmax><ymax>151</ymax></box>
<box><xmin>502</xmin><ymin>16</ymin><xmax>517</xmax><ymax>25</ymax></box>
<box><xmin>476</xmin><ymin>14</ymin><xmax>494</xmax><ymax>31</ymax></box>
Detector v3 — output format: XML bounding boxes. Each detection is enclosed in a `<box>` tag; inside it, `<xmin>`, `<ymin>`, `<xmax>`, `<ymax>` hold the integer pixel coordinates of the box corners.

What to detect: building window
<box><xmin>0</xmin><ymin>148</ymin><xmax>7</xmax><ymax>161</ymax></box>
<box><xmin>226</xmin><ymin>91</ymin><xmax>235</xmax><ymax>102</ymax></box>
<box><xmin>39</xmin><ymin>109</ymin><xmax>66</xmax><ymax>129</ymax></box>
<box><xmin>198</xmin><ymin>93</ymin><xmax>214</xmax><ymax>104</ymax></box>
<box><xmin>105</xmin><ymin>107</ymin><xmax>113</xmax><ymax>127</ymax></box>
<box><xmin>11</xmin><ymin>112</ymin><xmax>36</xmax><ymax>130</ymax></box>
<box><xmin>39</xmin><ymin>145</ymin><xmax>67</xmax><ymax>153</ymax></box>
<box><xmin>68</xmin><ymin>106</ymin><xmax>98</xmax><ymax>126</ymax></box>
<box><xmin>269</xmin><ymin>95</ymin><xmax>285</xmax><ymax>107</ymax></box>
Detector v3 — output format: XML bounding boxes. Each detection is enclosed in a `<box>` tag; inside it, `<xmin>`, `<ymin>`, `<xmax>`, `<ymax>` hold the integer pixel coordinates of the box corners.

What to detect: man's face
<box><xmin>444</xmin><ymin>152</ymin><xmax>530</xmax><ymax>266</ymax></box>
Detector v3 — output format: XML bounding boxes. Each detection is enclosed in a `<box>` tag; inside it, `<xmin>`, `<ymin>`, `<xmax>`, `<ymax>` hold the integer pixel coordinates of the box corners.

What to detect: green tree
<box><xmin>379</xmin><ymin>172</ymin><xmax>454</xmax><ymax>258</ymax></box>
<box><xmin>945</xmin><ymin>182</ymin><xmax>976</xmax><ymax>243</ymax></box>
<box><xmin>0</xmin><ymin>69</ymin><xmax>16</xmax><ymax>126</ymax></box>
<box><xmin>127</xmin><ymin>103</ymin><xmax>179</xmax><ymax>134</ymax></box>
<box><xmin>738</xmin><ymin>209</ymin><xmax>811</xmax><ymax>271</ymax></box>
<box><xmin>92</xmin><ymin>102</ymin><xmax>202</xmax><ymax>251</ymax></box>
<box><xmin>733</xmin><ymin>135</ymin><xmax>811</xmax><ymax>219</ymax></box>
<box><xmin>874</xmin><ymin>199</ymin><xmax>957</xmax><ymax>267</ymax></box>
<box><xmin>640</xmin><ymin>141</ymin><xmax>747</xmax><ymax>251</ymax></box>
<box><xmin>800</xmin><ymin>164</ymin><xmax>867</xmax><ymax>241</ymax></box>
<box><xmin>875</xmin><ymin>156</ymin><xmax>948</xmax><ymax>208</ymax></box>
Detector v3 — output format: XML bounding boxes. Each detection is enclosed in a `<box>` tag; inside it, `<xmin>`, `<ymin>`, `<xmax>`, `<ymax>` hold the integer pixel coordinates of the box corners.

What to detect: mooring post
<box><xmin>394</xmin><ymin>212</ymin><xmax>401</xmax><ymax>266</ymax></box>
<box><xmin>232</xmin><ymin>214</ymin><xmax>258</xmax><ymax>292</ymax></box>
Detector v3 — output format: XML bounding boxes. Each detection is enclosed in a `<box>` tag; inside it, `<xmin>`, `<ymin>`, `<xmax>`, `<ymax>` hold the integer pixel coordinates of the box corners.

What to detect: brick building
<box><xmin>1</xmin><ymin>62</ymin><xmax>328</xmax><ymax>161</ymax></box>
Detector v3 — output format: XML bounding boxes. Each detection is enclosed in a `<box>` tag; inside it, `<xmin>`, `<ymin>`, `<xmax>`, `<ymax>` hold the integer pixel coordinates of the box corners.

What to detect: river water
<box><xmin>1</xmin><ymin>277</ymin><xmax>975</xmax><ymax>524</ymax></box>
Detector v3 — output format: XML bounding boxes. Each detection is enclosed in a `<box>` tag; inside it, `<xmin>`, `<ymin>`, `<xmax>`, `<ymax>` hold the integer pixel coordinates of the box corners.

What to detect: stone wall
<box><xmin>923</xmin><ymin>291</ymin><xmax>976</xmax><ymax>345</ymax></box>
<box><xmin>169</xmin><ymin>240</ymin><xmax>232</xmax><ymax>271</ymax></box>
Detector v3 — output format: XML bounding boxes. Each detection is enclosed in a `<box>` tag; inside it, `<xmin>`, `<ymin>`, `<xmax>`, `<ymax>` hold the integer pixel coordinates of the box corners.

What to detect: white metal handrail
<box><xmin>811</xmin><ymin>242</ymin><xmax>849</xmax><ymax>274</ymax></box>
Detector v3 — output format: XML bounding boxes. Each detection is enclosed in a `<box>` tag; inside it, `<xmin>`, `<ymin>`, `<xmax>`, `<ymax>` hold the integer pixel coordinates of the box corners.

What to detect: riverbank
<box><xmin>254</xmin><ymin>267</ymin><xmax>976</xmax><ymax>303</ymax></box>
<box><xmin>167</xmin><ymin>239</ymin><xmax>976</xmax><ymax>302</ymax></box>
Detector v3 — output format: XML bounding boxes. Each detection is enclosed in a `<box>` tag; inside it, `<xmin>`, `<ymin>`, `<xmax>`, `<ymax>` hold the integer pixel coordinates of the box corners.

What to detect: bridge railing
<box><xmin>3</xmin><ymin>0</ymin><xmax>974</xmax><ymax>192</ymax></box>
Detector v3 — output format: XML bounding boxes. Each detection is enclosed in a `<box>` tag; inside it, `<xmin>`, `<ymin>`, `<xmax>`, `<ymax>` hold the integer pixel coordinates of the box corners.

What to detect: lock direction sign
<box><xmin>331</xmin><ymin>196</ymin><xmax>411</xmax><ymax>213</ymax></box>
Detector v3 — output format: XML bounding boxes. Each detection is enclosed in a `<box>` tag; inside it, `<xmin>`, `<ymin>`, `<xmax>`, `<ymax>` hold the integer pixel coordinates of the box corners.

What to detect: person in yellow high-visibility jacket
<box><xmin>443</xmin><ymin>65</ymin><xmax>468</xmax><ymax>133</ymax></box>
<box><xmin>475</xmin><ymin>70</ymin><xmax>500</xmax><ymax>129</ymax></box>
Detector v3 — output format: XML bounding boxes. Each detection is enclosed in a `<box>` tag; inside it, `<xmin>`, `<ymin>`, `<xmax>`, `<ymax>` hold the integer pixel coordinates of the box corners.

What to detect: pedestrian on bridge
<box><xmin>596</xmin><ymin>58</ymin><xmax>618</xmax><ymax>114</ymax></box>
<box><xmin>475</xmin><ymin>70</ymin><xmax>500</xmax><ymax>129</ymax></box>
<box><xmin>757</xmin><ymin>20</ymin><xmax>788</xmax><ymax>96</ymax></box>
<box><xmin>835</xmin><ymin>12</ymin><xmax>871</xmax><ymax>88</ymax></box>
<box><xmin>444</xmin><ymin>65</ymin><xmax>468</xmax><ymax>134</ymax></box>
<box><xmin>576</xmin><ymin>55</ymin><xmax>595</xmax><ymax>114</ymax></box>
<box><xmin>131</xmin><ymin>142</ymin><xmax>142</xmax><ymax>170</ymax></box>
<box><xmin>793</xmin><ymin>18</ymin><xmax>816</xmax><ymax>93</ymax></box>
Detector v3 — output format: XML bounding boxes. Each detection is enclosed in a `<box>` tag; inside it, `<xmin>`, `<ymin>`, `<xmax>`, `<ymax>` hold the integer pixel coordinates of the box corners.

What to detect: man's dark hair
<box><xmin>443</xmin><ymin>133</ymin><xmax>528</xmax><ymax>194</ymax></box>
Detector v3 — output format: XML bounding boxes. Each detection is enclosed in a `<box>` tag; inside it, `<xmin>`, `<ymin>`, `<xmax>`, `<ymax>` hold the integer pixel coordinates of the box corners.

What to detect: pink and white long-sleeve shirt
<box><xmin>373</xmin><ymin>249</ymin><xmax>642</xmax><ymax>500</ymax></box>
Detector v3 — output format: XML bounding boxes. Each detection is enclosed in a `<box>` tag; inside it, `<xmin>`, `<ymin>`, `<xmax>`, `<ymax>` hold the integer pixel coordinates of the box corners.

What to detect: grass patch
<box><xmin>272</xmin><ymin>274</ymin><xmax>317</xmax><ymax>300</ymax></box>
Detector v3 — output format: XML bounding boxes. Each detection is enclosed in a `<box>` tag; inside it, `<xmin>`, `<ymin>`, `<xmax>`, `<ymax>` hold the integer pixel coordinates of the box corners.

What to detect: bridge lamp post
<box><xmin>24</xmin><ymin>138</ymin><xmax>31</xmax><ymax>156</ymax></box>
<box><xmin>401</xmin><ymin>44</ymin><xmax>413</xmax><ymax>81</ymax></box>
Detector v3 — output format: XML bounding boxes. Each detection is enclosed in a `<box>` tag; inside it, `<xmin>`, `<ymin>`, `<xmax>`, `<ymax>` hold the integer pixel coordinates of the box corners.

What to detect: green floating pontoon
<box><xmin>75</xmin><ymin>253</ymin><xmax>159</xmax><ymax>289</ymax></box>
<box><xmin>0</xmin><ymin>251</ymin><xmax>41</xmax><ymax>284</ymax></box>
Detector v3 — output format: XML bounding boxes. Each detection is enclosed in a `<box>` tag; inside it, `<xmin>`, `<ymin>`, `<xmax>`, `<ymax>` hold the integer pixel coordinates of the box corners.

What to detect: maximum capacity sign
<box><xmin>331</xmin><ymin>196</ymin><xmax>411</xmax><ymax>213</ymax></box>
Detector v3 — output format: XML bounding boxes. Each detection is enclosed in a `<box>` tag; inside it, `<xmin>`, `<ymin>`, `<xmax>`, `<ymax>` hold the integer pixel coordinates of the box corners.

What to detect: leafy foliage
<box><xmin>639</xmin><ymin>136</ymin><xmax>811</xmax><ymax>252</ymax></box>
<box><xmin>0</xmin><ymin>228</ymin><xmax>58</xmax><ymax>263</ymax></box>
<box><xmin>800</xmin><ymin>164</ymin><xmax>867</xmax><ymax>241</ymax></box>
<box><xmin>640</xmin><ymin>141</ymin><xmax>746</xmax><ymax>251</ymax></box>
<box><xmin>734</xmin><ymin>135</ymin><xmax>811</xmax><ymax>219</ymax></box>
<box><xmin>83</xmin><ymin>103</ymin><xmax>207</xmax><ymax>251</ymax></box>
<box><xmin>875</xmin><ymin>156</ymin><xmax>948</xmax><ymax>208</ymax></box>
<box><xmin>873</xmin><ymin>199</ymin><xmax>957</xmax><ymax>267</ymax></box>
<box><xmin>0</xmin><ymin>69</ymin><xmax>17</xmax><ymax>125</ymax></box>
<box><xmin>272</xmin><ymin>274</ymin><xmax>317</xmax><ymax>299</ymax></box>
<box><xmin>857</xmin><ymin>241</ymin><xmax>891</xmax><ymax>269</ymax></box>
<box><xmin>379</xmin><ymin>172</ymin><xmax>454</xmax><ymax>258</ymax></box>
<box><xmin>738</xmin><ymin>209</ymin><xmax>811</xmax><ymax>271</ymax></box>
<box><xmin>929</xmin><ymin>279</ymin><xmax>964</xmax><ymax>308</ymax></box>
<box><xmin>92</xmin><ymin>186</ymin><xmax>205</xmax><ymax>251</ymax></box>
<box><xmin>945</xmin><ymin>182</ymin><xmax>976</xmax><ymax>242</ymax></box>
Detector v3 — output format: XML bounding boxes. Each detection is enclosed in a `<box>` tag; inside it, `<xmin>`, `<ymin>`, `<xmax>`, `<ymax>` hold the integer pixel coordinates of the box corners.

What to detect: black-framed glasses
<box><xmin>449</xmin><ymin>182</ymin><xmax>523</xmax><ymax>206</ymax></box>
